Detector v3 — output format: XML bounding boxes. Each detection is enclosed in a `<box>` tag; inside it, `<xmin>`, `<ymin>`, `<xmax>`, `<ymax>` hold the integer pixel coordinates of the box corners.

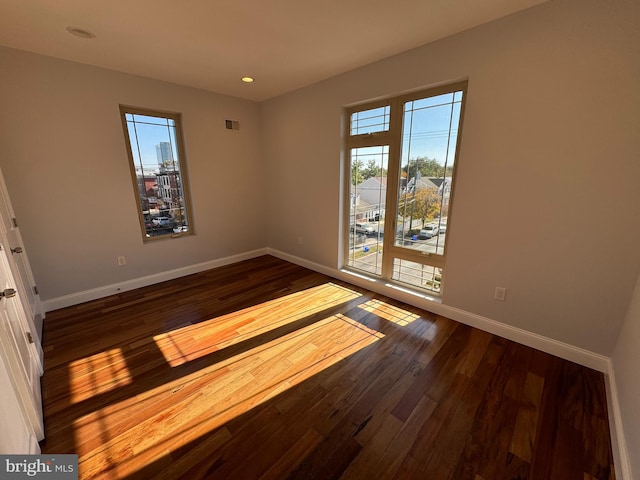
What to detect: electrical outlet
<box><xmin>494</xmin><ymin>287</ymin><xmax>507</xmax><ymax>301</ymax></box>
<box><xmin>117</xmin><ymin>256</ymin><xmax>126</xmax><ymax>266</ymax></box>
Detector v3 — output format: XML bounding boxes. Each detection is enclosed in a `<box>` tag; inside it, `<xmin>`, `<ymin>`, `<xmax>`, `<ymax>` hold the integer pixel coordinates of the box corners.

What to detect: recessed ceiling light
<box><xmin>66</xmin><ymin>26</ymin><xmax>96</xmax><ymax>39</ymax></box>
<box><xmin>241</xmin><ymin>77</ymin><xmax>255</xmax><ymax>83</ymax></box>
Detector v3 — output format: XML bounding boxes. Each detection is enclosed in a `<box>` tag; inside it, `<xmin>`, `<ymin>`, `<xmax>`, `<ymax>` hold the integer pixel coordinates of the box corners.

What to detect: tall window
<box><xmin>344</xmin><ymin>82</ymin><xmax>466</xmax><ymax>294</ymax></box>
<box><xmin>120</xmin><ymin>106</ymin><xmax>194</xmax><ymax>241</ymax></box>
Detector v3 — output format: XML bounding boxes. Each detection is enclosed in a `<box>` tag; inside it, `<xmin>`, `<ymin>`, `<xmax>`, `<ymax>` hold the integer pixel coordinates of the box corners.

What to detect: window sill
<box><xmin>339</xmin><ymin>268</ymin><xmax>442</xmax><ymax>304</ymax></box>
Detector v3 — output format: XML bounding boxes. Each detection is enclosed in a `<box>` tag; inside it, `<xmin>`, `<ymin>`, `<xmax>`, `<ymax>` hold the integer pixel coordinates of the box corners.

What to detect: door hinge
<box><xmin>33</xmin><ymin>285</ymin><xmax>39</xmax><ymax>295</ymax></box>
<box><xmin>12</xmin><ymin>218</ymin><xmax>18</xmax><ymax>228</ymax></box>
<box><xmin>26</xmin><ymin>332</ymin><xmax>34</xmax><ymax>344</ymax></box>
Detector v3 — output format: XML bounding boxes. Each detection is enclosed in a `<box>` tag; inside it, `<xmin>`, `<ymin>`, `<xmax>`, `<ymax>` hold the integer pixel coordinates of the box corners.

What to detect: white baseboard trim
<box><xmin>43</xmin><ymin>248</ymin><xmax>269</xmax><ymax>312</ymax></box>
<box><xmin>605</xmin><ymin>361</ymin><xmax>633</xmax><ymax>480</ymax></box>
<box><xmin>267</xmin><ymin>248</ymin><xmax>610</xmax><ymax>373</ymax></box>
<box><xmin>43</xmin><ymin>244</ymin><xmax>611</xmax><ymax>370</ymax></box>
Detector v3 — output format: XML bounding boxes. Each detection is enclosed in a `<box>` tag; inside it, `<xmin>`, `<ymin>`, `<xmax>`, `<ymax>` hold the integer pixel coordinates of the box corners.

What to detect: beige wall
<box><xmin>613</xmin><ymin>272</ymin><xmax>640</xmax><ymax>478</ymax></box>
<box><xmin>261</xmin><ymin>0</ymin><xmax>640</xmax><ymax>355</ymax></box>
<box><xmin>0</xmin><ymin>46</ymin><xmax>265</xmax><ymax>300</ymax></box>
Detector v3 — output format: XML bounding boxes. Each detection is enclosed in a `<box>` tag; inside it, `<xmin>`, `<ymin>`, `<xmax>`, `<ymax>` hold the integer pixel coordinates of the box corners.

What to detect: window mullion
<box><xmin>380</xmin><ymin>99</ymin><xmax>403</xmax><ymax>281</ymax></box>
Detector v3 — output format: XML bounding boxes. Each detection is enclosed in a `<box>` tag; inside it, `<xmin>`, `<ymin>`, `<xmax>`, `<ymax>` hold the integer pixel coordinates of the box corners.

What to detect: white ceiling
<box><xmin>0</xmin><ymin>0</ymin><xmax>548</xmax><ymax>101</ymax></box>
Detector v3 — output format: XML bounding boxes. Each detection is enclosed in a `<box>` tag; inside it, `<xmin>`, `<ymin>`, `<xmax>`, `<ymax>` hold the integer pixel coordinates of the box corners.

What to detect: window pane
<box><xmin>392</xmin><ymin>259</ymin><xmax>442</xmax><ymax>293</ymax></box>
<box><xmin>346</xmin><ymin>146</ymin><xmax>388</xmax><ymax>276</ymax></box>
<box><xmin>343</xmin><ymin>82</ymin><xmax>466</xmax><ymax>295</ymax></box>
<box><xmin>121</xmin><ymin>107</ymin><xmax>192</xmax><ymax>239</ymax></box>
<box><xmin>350</xmin><ymin>106</ymin><xmax>390</xmax><ymax>136</ymax></box>
<box><xmin>394</xmin><ymin>91</ymin><xmax>462</xmax><ymax>255</ymax></box>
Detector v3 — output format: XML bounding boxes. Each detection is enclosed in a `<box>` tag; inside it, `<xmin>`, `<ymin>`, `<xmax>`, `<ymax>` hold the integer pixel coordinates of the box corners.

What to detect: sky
<box><xmin>124</xmin><ymin>91</ymin><xmax>463</xmax><ymax>178</ymax></box>
<box><xmin>125</xmin><ymin>113</ymin><xmax>179</xmax><ymax>170</ymax></box>
<box><xmin>351</xmin><ymin>91</ymin><xmax>463</xmax><ymax>175</ymax></box>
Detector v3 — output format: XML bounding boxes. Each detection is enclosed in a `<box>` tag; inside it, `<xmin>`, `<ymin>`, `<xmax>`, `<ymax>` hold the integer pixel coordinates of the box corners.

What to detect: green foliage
<box><xmin>351</xmin><ymin>159</ymin><xmax>364</xmax><ymax>185</ymax></box>
<box><xmin>353</xmin><ymin>244</ymin><xmax>381</xmax><ymax>259</ymax></box>
<box><xmin>362</xmin><ymin>159</ymin><xmax>386</xmax><ymax>180</ymax></box>
<box><xmin>402</xmin><ymin>157</ymin><xmax>453</xmax><ymax>179</ymax></box>
<box><xmin>354</xmin><ymin>156</ymin><xmax>450</xmax><ymax>187</ymax></box>
<box><xmin>352</xmin><ymin>159</ymin><xmax>388</xmax><ymax>185</ymax></box>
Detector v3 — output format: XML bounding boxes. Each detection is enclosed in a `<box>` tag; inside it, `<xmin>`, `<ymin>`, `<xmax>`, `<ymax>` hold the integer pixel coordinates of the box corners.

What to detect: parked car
<box><xmin>418</xmin><ymin>224</ymin><xmax>439</xmax><ymax>239</ymax></box>
<box><xmin>153</xmin><ymin>216</ymin><xmax>175</xmax><ymax>228</ymax></box>
<box><xmin>352</xmin><ymin>222</ymin><xmax>376</xmax><ymax>236</ymax></box>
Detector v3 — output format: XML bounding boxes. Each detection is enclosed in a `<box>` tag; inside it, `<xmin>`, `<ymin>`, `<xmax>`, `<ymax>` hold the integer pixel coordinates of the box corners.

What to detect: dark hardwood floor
<box><xmin>40</xmin><ymin>255</ymin><xmax>615</xmax><ymax>479</ymax></box>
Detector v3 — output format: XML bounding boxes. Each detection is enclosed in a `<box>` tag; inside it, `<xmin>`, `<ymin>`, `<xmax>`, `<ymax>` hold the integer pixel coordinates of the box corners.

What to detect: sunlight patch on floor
<box><xmin>153</xmin><ymin>282</ymin><xmax>362</xmax><ymax>367</ymax></box>
<box><xmin>68</xmin><ymin>348</ymin><xmax>132</xmax><ymax>404</ymax></box>
<box><xmin>357</xmin><ymin>298</ymin><xmax>420</xmax><ymax>326</ymax></box>
<box><xmin>73</xmin><ymin>311</ymin><xmax>381</xmax><ymax>479</ymax></box>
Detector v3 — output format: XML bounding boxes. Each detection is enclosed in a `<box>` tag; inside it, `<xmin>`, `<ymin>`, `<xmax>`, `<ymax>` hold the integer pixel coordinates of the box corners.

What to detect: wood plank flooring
<box><xmin>40</xmin><ymin>255</ymin><xmax>616</xmax><ymax>479</ymax></box>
